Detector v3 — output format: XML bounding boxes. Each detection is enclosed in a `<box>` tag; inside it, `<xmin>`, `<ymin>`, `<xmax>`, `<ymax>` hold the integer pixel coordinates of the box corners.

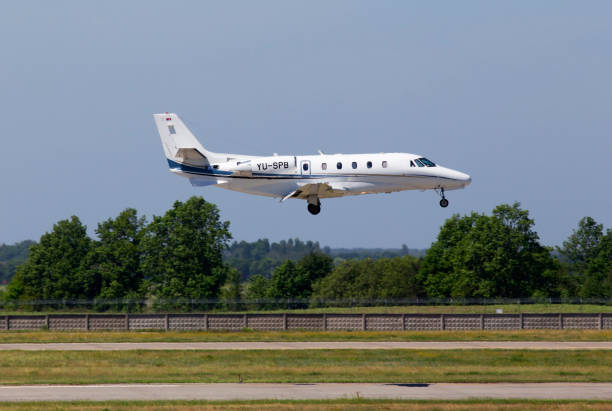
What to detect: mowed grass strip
<box><xmin>3</xmin><ymin>303</ymin><xmax>612</xmax><ymax>316</ymax></box>
<box><xmin>1</xmin><ymin>330</ymin><xmax>612</xmax><ymax>343</ymax></box>
<box><xmin>0</xmin><ymin>400</ymin><xmax>611</xmax><ymax>411</ymax></box>
<box><xmin>0</xmin><ymin>349</ymin><xmax>610</xmax><ymax>384</ymax></box>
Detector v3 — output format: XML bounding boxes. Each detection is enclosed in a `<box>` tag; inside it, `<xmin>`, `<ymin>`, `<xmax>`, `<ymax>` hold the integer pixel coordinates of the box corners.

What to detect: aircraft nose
<box><xmin>438</xmin><ymin>167</ymin><xmax>472</xmax><ymax>188</ymax></box>
<box><xmin>446</xmin><ymin>169</ymin><xmax>471</xmax><ymax>187</ymax></box>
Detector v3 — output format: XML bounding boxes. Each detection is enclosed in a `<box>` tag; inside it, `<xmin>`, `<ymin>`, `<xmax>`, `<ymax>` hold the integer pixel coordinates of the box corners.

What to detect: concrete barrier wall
<box><xmin>8</xmin><ymin>315</ymin><xmax>46</xmax><ymax>330</ymax></box>
<box><xmin>88</xmin><ymin>314</ymin><xmax>126</xmax><ymax>331</ymax></box>
<box><xmin>1</xmin><ymin>313</ymin><xmax>610</xmax><ymax>332</ymax></box>
<box><xmin>246</xmin><ymin>314</ymin><xmax>284</xmax><ymax>331</ymax></box>
<box><xmin>326</xmin><ymin>314</ymin><xmax>363</xmax><ymax>331</ymax></box>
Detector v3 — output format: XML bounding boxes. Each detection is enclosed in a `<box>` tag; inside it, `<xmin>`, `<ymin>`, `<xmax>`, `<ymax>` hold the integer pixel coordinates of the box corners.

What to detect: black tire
<box><xmin>307</xmin><ymin>204</ymin><xmax>321</xmax><ymax>215</ymax></box>
<box><xmin>439</xmin><ymin>198</ymin><xmax>449</xmax><ymax>208</ymax></box>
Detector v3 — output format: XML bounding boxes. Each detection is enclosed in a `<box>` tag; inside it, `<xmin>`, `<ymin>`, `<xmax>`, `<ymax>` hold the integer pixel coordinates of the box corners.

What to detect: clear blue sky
<box><xmin>1</xmin><ymin>1</ymin><xmax>610</xmax><ymax>249</ymax></box>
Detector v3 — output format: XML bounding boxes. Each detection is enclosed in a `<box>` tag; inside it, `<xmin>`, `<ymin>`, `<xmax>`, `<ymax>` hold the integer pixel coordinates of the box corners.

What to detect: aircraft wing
<box><xmin>280</xmin><ymin>181</ymin><xmax>349</xmax><ymax>202</ymax></box>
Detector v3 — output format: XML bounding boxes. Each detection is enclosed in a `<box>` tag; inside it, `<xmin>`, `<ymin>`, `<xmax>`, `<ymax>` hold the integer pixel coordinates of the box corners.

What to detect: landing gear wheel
<box><xmin>436</xmin><ymin>187</ymin><xmax>449</xmax><ymax>208</ymax></box>
<box><xmin>307</xmin><ymin>204</ymin><xmax>321</xmax><ymax>215</ymax></box>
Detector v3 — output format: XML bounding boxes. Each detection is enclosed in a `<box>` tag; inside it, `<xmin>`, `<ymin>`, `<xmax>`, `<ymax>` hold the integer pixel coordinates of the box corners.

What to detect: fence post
<box><xmin>45</xmin><ymin>314</ymin><xmax>50</xmax><ymax>330</ymax></box>
<box><xmin>480</xmin><ymin>314</ymin><xmax>484</xmax><ymax>330</ymax></box>
<box><xmin>362</xmin><ymin>314</ymin><xmax>366</xmax><ymax>331</ymax></box>
<box><xmin>85</xmin><ymin>314</ymin><xmax>89</xmax><ymax>331</ymax></box>
<box><xmin>165</xmin><ymin>314</ymin><xmax>169</xmax><ymax>332</ymax></box>
<box><xmin>243</xmin><ymin>313</ymin><xmax>248</xmax><ymax>329</ymax></box>
<box><xmin>440</xmin><ymin>314</ymin><xmax>445</xmax><ymax>330</ymax></box>
<box><xmin>204</xmin><ymin>313</ymin><xmax>208</xmax><ymax>331</ymax></box>
<box><xmin>519</xmin><ymin>313</ymin><xmax>524</xmax><ymax>329</ymax></box>
<box><xmin>283</xmin><ymin>313</ymin><xmax>287</xmax><ymax>330</ymax></box>
<box><xmin>402</xmin><ymin>313</ymin><xmax>406</xmax><ymax>331</ymax></box>
<box><xmin>125</xmin><ymin>313</ymin><xmax>129</xmax><ymax>331</ymax></box>
<box><xmin>599</xmin><ymin>313</ymin><xmax>603</xmax><ymax>330</ymax></box>
<box><xmin>5</xmin><ymin>315</ymin><xmax>9</xmax><ymax>330</ymax></box>
<box><xmin>559</xmin><ymin>313</ymin><xmax>563</xmax><ymax>330</ymax></box>
<box><xmin>323</xmin><ymin>313</ymin><xmax>327</xmax><ymax>331</ymax></box>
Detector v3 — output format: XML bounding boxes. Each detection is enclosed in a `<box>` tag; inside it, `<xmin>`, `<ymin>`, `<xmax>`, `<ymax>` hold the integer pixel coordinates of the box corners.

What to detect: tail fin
<box><xmin>153</xmin><ymin>113</ymin><xmax>217</xmax><ymax>167</ymax></box>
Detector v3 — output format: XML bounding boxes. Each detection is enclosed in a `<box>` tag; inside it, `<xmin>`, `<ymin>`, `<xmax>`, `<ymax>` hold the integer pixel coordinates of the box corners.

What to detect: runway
<box><xmin>0</xmin><ymin>341</ymin><xmax>611</xmax><ymax>350</ymax></box>
<box><xmin>1</xmin><ymin>383</ymin><xmax>611</xmax><ymax>401</ymax></box>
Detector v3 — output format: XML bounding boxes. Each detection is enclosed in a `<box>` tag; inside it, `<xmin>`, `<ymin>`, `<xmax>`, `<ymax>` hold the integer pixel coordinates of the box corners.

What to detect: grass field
<box><xmin>0</xmin><ymin>349</ymin><xmax>610</xmax><ymax>384</ymax></box>
<box><xmin>0</xmin><ymin>400</ymin><xmax>610</xmax><ymax>411</ymax></box>
<box><xmin>1</xmin><ymin>329</ymin><xmax>611</xmax><ymax>343</ymax></box>
<box><xmin>2</xmin><ymin>303</ymin><xmax>612</xmax><ymax>316</ymax></box>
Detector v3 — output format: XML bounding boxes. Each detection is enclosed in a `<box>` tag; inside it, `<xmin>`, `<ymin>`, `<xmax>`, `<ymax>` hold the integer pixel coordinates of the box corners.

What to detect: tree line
<box><xmin>0</xmin><ymin>240</ymin><xmax>34</xmax><ymax>285</ymax></box>
<box><xmin>224</xmin><ymin>238</ymin><xmax>422</xmax><ymax>280</ymax></box>
<box><xmin>3</xmin><ymin>197</ymin><xmax>231</xmax><ymax>310</ymax></box>
<box><xmin>1</xmin><ymin>198</ymin><xmax>610</xmax><ymax>311</ymax></box>
<box><xmin>245</xmin><ymin>203</ymin><xmax>611</xmax><ymax>306</ymax></box>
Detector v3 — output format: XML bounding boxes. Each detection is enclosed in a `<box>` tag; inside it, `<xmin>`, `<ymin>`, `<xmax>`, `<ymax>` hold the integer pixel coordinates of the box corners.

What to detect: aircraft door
<box><xmin>300</xmin><ymin>160</ymin><xmax>311</xmax><ymax>176</ymax></box>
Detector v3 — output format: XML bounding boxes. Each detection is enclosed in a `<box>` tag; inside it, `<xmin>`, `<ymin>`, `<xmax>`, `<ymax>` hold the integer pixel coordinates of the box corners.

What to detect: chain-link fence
<box><xmin>1</xmin><ymin>297</ymin><xmax>611</xmax><ymax>313</ymax></box>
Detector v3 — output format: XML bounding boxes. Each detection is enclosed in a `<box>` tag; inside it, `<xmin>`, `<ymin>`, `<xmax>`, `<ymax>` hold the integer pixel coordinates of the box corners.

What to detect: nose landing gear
<box><xmin>307</xmin><ymin>196</ymin><xmax>321</xmax><ymax>215</ymax></box>
<box><xmin>436</xmin><ymin>187</ymin><xmax>449</xmax><ymax>208</ymax></box>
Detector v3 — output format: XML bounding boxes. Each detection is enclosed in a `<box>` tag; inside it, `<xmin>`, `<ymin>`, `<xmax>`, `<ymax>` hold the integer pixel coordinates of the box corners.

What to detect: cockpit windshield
<box><xmin>418</xmin><ymin>157</ymin><xmax>436</xmax><ymax>167</ymax></box>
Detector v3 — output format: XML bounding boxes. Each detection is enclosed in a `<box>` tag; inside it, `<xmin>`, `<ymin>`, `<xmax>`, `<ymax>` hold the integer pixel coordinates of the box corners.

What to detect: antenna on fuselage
<box><xmin>318</xmin><ymin>150</ymin><xmax>325</xmax><ymax>155</ymax></box>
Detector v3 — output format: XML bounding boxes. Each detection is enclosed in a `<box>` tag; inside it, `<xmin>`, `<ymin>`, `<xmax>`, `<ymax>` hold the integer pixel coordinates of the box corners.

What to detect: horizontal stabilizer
<box><xmin>176</xmin><ymin>148</ymin><xmax>208</xmax><ymax>165</ymax></box>
<box><xmin>189</xmin><ymin>178</ymin><xmax>218</xmax><ymax>187</ymax></box>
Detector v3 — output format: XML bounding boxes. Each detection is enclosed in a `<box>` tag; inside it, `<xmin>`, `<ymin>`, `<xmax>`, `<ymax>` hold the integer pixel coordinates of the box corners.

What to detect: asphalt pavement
<box><xmin>1</xmin><ymin>383</ymin><xmax>611</xmax><ymax>401</ymax></box>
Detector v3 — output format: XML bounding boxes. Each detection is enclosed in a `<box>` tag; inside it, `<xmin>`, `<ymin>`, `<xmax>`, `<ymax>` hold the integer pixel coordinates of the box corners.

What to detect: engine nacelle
<box><xmin>214</xmin><ymin>156</ymin><xmax>297</xmax><ymax>176</ymax></box>
<box><xmin>214</xmin><ymin>159</ymin><xmax>253</xmax><ymax>176</ymax></box>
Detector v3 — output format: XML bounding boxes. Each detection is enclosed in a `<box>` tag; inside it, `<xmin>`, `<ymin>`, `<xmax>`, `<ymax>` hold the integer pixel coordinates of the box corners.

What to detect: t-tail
<box><xmin>153</xmin><ymin>113</ymin><xmax>224</xmax><ymax>167</ymax></box>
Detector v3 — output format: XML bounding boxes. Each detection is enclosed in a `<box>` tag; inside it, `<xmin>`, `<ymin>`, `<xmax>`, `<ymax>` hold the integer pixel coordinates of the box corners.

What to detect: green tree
<box><xmin>557</xmin><ymin>217</ymin><xmax>611</xmax><ymax>298</ymax></box>
<box><xmin>558</xmin><ymin>217</ymin><xmax>604</xmax><ymax>271</ymax></box>
<box><xmin>0</xmin><ymin>240</ymin><xmax>35</xmax><ymax>284</ymax></box>
<box><xmin>298</xmin><ymin>252</ymin><xmax>334</xmax><ymax>285</ymax></box>
<box><xmin>583</xmin><ymin>230</ymin><xmax>612</xmax><ymax>298</ymax></box>
<box><xmin>84</xmin><ymin>208</ymin><xmax>147</xmax><ymax>311</ymax></box>
<box><xmin>418</xmin><ymin>203</ymin><xmax>557</xmax><ymax>299</ymax></box>
<box><xmin>244</xmin><ymin>274</ymin><xmax>270</xmax><ymax>309</ymax></box>
<box><xmin>265</xmin><ymin>260</ymin><xmax>310</xmax><ymax>307</ymax></box>
<box><xmin>224</xmin><ymin>238</ymin><xmax>322</xmax><ymax>279</ymax></box>
<box><xmin>220</xmin><ymin>266</ymin><xmax>243</xmax><ymax>310</ymax></box>
<box><xmin>6</xmin><ymin>217</ymin><xmax>93</xmax><ymax>307</ymax></box>
<box><xmin>310</xmin><ymin>255</ymin><xmax>421</xmax><ymax>306</ymax></box>
<box><xmin>141</xmin><ymin>197</ymin><xmax>231</xmax><ymax>310</ymax></box>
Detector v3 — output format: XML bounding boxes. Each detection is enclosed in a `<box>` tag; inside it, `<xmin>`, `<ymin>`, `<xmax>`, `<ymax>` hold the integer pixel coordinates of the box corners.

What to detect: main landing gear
<box><xmin>436</xmin><ymin>187</ymin><xmax>449</xmax><ymax>208</ymax></box>
<box><xmin>307</xmin><ymin>196</ymin><xmax>321</xmax><ymax>215</ymax></box>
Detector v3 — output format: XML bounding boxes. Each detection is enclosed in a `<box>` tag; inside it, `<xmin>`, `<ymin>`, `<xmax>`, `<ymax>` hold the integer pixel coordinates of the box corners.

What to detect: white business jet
<box><xmin>154</xmin><ymin>113</ymin><xmax>471</xmax><ymax>215</ymax></box>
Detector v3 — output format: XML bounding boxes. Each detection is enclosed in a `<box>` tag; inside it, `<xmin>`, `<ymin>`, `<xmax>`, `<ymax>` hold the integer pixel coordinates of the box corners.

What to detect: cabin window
<box><xmin>303</xmin><ymin>163</ymin><xmax>309</xmax><ymax>171</ymax></box>
<box><xmin>415</xmin><ymin>159</ymin><xmax>425</xmax><ymax>167</ymax></box>
<box><xmin>410</xmin><ymin>160</ymin><xmax>416</xmax><ymax>167</ymax></box>
<box><xmin>367</xmin><ymin>161</ymin><xmax>372</xmax><ymax>168</ymax></box>
<box><xmin>321</xmin><ymin>163</ymin><xmax>327</xmax><ymax>170</ymax></box>
<box><xmin>352</xmin><ymin>162</ymin><xmax>357</xmax><ymax>169</ymax></box>
<box><xmin>168</xmin><ymin>125</ymin><xmax>176</xmax><ymax>135</ymax></box>
<box><xmin>337</xmin><ymin>162</ymin><xmax>342</xmax><ymax>170</ymax></box>
<box><xmin>418</xmin><ymin>157</ymin><xmax>436</xmax><ymax>167</ymax></box>
<box><xmin>382</xmin><ymin>161</ymin><xmax>388</xmax><ymax>168</ymax></box>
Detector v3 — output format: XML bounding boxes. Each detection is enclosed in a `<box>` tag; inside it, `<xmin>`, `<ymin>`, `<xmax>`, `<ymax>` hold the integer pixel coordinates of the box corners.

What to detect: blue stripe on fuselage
<box><xmin>168</xmin><ymin>159</ymin><xmax>319</xmax><ymax>179</ymax></box>
<box><xmin>167</xmin><ymin>158</ymin><xmax>457</xmax><ymax>181</ymax></box>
